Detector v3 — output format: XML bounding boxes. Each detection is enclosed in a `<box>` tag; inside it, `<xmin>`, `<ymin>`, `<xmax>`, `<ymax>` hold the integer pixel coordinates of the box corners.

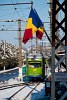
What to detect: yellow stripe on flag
<box><xmin>26</xmin><ymin>18</ymin><xmax>37</xmax><ymax>35</ymax></box>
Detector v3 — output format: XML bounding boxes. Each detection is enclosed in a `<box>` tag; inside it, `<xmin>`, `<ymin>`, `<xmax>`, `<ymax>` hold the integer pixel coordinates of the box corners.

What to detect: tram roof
<box><xmin>27</xmin><ymin>53</ymin><xmax>43</xmax><ymax>58</ymax></box>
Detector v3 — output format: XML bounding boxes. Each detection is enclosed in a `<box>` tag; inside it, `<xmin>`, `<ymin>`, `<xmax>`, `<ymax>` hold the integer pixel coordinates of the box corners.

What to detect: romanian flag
<box><xmin>34</xmin><ymin>9</ymin><xmax>44</xmax><ymax>39</ymax></box>
<box><xmin>23</xmin><ymin>8</ymin><xmax>38</xmax><ymax>44</ymax></box>
<box><xmin>23</xmin><ymin>8</ymin><xmax>44</xmax><ymax>44</ymax></box>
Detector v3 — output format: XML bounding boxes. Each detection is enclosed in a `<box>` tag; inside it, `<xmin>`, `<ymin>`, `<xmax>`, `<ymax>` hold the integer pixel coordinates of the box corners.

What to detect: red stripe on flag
<box><xmin>36</xmin><ymin>30</ymin><xmax>43</xmax><ymax>39</ymax></box>
<box><xmin>23</xmin><ymin>28</ymin><xmax>33</xmax><ymax>44</ymax></box>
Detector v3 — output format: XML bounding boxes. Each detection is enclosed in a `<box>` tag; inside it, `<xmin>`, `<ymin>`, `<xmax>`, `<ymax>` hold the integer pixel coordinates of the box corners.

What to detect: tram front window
<box><xmin>29</xmin><ymin>63</ymin><xmax>41</xmax><ymax>68</ymax></box>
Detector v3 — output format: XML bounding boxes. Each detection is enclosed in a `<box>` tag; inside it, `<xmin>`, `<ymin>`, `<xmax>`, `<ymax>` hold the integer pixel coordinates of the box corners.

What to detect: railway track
<box><xmin>0</xmin><ymin>82</ymin><xmax>30</xmax><ymax>90</ymax></box>
<box><xmin>0</xmin><ymin>82</ymin><xmax>42</xmax><ymax>100</ymax></box>
<box><xmin>8</xmin><ymin>85</ymin><xmax>27</xmax><ymax>100</ymax></box>
<box><xmin>0</xmin><ymin>80</ymin><xmax>38</xmax><ymax>89</ymax></box>
<box><xmin>0</xmin><ymin>82</ymin><xmax>45</xmax><ymax>100</ymax></box>
<box><xmin>23</xmin><ymin>82</ymin><xmax>40</xmax><ymax>100</ymax></box>
<box><xmin>7</xmin><ymin>82</ymin><xmax>40</xmax><ymax>100</ymax></box>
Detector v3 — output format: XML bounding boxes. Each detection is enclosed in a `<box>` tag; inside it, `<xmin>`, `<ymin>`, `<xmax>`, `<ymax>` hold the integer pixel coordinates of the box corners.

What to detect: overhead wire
<box><xmin>11</xmin><ymin>9</ymin><xmax>16</xmax><ymax>20</ymax></box>
<box><xmin>0</xmin><ymin>0</ymin><xmax>50</xmax><ymax>48</ymax></box>
<box><xmin>0</xmin><ymin>0</ymin><xmax>25</xmax><ymax>42</ymax></box>
<box><xmin>15</xmin><ymin>0</ymin><xmax>29</xmax><ymax>20</ymax></box>
<box><xmin>0</xmin><ymin>23</ymin><xmax>17</xmax><ymax>39</ymax></box>
<box><xmin>0</xmin><ymin>3</ymin><xmax>29</xmax><ymax>18</ymax></box>
<box><xmin>10</xmin><ymin>0</ymin><xmax>31</xmax><ymax>21</ymax></box>
<box><xmin>11</xmin><ymin>0</ymin><xmax>23</xmax><ymax>20</ymax></box>
<box><xmin>34</xmin><ymin>2</ymin><xmax>47</xmax><ymax>8</ymax></box>
<box><xmin>0</xmin><ymin>30</ymin><xmax>17</xmax><ymax>45</ymax></box>
<box><xmin>0</xmin><ymin>12</ymin><xmax>16</xmax><ymax>18</ymax></box>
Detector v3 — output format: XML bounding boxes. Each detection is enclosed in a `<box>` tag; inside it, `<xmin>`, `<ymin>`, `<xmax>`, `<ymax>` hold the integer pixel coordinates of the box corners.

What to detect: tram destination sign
<box><xmin>54</xmin><ymin>72</ymin><xmax>67</xmax><ymax>81</ymax></box>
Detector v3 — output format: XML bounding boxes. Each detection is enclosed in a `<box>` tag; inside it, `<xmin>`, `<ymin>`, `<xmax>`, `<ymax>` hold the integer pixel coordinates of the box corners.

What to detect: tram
<box><xmin>26</xmin><ymin>53</ymin><xmax>45</xmax><ymax>80</ymax></box>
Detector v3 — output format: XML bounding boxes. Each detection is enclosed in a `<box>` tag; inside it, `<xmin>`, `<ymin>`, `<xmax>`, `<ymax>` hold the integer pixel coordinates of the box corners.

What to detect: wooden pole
<box><xmin>18</xmin><ymin>19</ymin><xmax>23</xmax><ymax>81</ymax></box>
<box><xmin>4</xmin><ymin>40</ymin><xmax>6</xmax><ymax>70</ymax></box>
<box><xmin>36</xmin><ymin>38</ymin><xmax>38</xmax><ymax>53</ymax></box>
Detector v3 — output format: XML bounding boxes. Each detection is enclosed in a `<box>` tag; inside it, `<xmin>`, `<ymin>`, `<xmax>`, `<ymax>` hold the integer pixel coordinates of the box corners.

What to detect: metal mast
<box><xmin>51</xmin><ymin>0</ymin><xmax>67</xmax><ymax>100</ymax></box>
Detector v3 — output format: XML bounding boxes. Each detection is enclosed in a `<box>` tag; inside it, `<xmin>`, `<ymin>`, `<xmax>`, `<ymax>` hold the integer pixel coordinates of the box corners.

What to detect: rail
<box><xmin>8</xmin><ymin>85</ymin><xmax>26</xmax><ymax>100</ymax></box>
<box><xmin>3</xmin><ymin>82</ymin><xmax>40</xmax><ymax>100</ymax></box>
<box><xmin>0</xmin><ymin>82</ymin><xmax>29</xmax><ymax>90</ymax></box>
<box><xmin>23</xmin><ymin>82</ymin><xmax>40</xmax><ymax>100</ymax></box>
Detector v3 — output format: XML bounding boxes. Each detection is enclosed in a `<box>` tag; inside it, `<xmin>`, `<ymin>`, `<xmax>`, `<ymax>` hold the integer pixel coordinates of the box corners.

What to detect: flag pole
<box><xmin>31</xmin><ymin>1</ymin><xmax>33</xmax><ymax>9</ymax></box>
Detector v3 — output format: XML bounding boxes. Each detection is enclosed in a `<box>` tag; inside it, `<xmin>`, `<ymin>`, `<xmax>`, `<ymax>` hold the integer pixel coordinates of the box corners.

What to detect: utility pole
<box><xmin>49</xmin><ymin>0</ymin><xmax>52</xmax><ymax>39</ymax></box>
<box><xmin>18</xmin><ymin>19</ymin><xmax>23</xmax><ymax>81</ymax></box>
<box><xmin>49</xmin><ymin>0</ymin><xmax>58</xmax><ymax>99</ymax></box>
<box><xmin>36</xmin><ymin>38</ymin><xmax>38</xmax><ymax>53</ymax></box>
<box><xmin>0</xmin><ymin>1</ymin><xmax>33</xmax><ymax>81</ymax></box>
<box><xmin>4</xmin><ymin>40</ymin><xmax>6</xmax><ymax>70</ymax></box>
<box><xmin>49</xmin><ymin>0</ymin><xmax>55</xmax><ymax>100</ymax></box>
<box><xmin>31</xmin><ymin>39</ymin><xmax>32</xmax><ymax>53</ymax></box>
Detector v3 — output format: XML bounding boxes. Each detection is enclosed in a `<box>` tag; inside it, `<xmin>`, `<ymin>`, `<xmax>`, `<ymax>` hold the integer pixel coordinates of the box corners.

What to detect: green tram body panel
<box><xmin>28</xmin><ymin>67</ymin><xmax>42</xmax><ymax>77</ymax></box>
<box><xmin>26</xmin><ymin>53</ymin><xmax>45</xmax><ymax>78</ymax></box>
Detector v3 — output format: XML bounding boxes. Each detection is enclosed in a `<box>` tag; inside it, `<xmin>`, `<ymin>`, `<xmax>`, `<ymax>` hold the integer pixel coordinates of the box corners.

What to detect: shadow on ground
<box><xmin>30</xmin><ymin>88</ymin><xmax>50</xmax><ymax>100</ymax></box>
